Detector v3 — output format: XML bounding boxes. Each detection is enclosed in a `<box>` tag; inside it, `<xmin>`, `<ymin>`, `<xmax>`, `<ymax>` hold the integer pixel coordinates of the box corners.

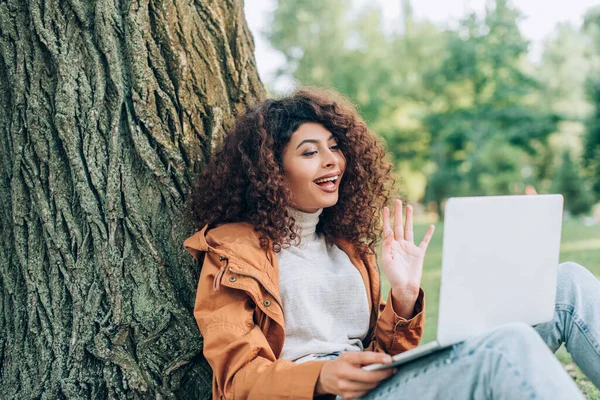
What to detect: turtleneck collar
<box><xmin>288</xmin><ymin>207</ymin><xmax>323</xmax><ymax>242</ymax></box>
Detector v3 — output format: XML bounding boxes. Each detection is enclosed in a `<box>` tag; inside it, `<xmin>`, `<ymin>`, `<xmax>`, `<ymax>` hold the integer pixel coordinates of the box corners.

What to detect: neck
<box><xmin>288</xmin><ymin>207</ymin><xmax>323</xmax><ymax>242</ymax></box>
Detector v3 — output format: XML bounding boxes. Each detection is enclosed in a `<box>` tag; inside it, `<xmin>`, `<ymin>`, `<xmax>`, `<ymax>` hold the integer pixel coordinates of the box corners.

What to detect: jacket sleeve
<box><xmin>365</xmin><ymin>288</ymin><xmax>426</xmax><ymax>355</ymax></box>
<box><xmin>193</xmin><ymin>250</ymin><xmax>327</xmax><ymax>400</ymax></box>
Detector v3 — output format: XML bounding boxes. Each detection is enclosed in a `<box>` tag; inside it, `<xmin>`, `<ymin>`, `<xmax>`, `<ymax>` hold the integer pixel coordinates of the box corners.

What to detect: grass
<box><xmin>379</xmin><ymin>217</ymin><xmax>600</xmax><ymax>398</ymax></box>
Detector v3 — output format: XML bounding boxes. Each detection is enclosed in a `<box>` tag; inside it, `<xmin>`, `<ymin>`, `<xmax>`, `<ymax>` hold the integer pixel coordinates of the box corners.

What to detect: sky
<box><xmin>244</xmin><ymin>0</ymin><xmax>599</xmax><ymax>90</ymax></box>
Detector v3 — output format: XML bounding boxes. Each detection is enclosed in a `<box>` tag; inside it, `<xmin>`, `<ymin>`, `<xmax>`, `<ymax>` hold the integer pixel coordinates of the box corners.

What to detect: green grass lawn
<box><xmin>379</xmin><ymin>217</ymin><xmax>600</xmax><ymax>398</ymax></box>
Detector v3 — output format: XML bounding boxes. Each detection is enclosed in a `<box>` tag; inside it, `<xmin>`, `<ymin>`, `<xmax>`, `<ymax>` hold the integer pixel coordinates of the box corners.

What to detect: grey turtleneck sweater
<box><xmin>276</xmin><ymin>207</ymin><xmax>370</xmax><ymax>363</ymax></box>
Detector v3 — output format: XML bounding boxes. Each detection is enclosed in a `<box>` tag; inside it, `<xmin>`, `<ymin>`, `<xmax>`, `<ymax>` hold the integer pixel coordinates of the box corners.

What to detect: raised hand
<box><xmin>381</xmin><ymin>199</ymin><xmax>435</xmax><ymax>318</ymax></box>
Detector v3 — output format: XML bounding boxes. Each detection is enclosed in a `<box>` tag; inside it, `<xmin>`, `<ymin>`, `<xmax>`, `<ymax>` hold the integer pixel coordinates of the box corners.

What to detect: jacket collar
<box><xmin>184</xmin><ymin>223</ymin><xmax>380</xmax><ymax>319</ymax></box>
<box><xmin>184</xmin><ymin>222</ymin><xmax>280</xmax><ymax>289</ymax></box>
<box><xmin>184</xmin><ymin>222</ymin><xmax>272</xmax><ymax>268</ymax></box>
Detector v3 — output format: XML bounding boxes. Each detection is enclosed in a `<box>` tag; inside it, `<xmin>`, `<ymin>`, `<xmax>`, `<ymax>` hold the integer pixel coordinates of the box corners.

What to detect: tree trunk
<box><xmin>0</xmin><ymin>0</ymin><xmax>264</xmax><ymax>398</ymax></box>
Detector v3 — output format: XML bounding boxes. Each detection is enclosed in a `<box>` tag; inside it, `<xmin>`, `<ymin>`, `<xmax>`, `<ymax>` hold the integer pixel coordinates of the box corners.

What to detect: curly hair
<box><xmin>190</xmin><ymin>87</ymin><xmax>396</xmax><ymax>256</ymax></box>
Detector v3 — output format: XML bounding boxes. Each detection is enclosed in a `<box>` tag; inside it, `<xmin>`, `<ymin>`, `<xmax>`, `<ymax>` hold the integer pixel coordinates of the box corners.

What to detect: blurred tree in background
<box><xmin>553</xmin><ymin>151</ymin><xmax>594</xmax><ymax>216</ymax></box>
<box><xmin>265</xmin><ymin>0</ymin><xmax>600</xmax><ymax>217</ymax></box>
<box><xmin>585</xmin><ymin>78</ymin><xmax>600</xmax><ymax>199</ymax></box>
<box><xmin>583</xmin><ymin>7</ymin><xmax>600</xmax><ymax>201</ymax></box>
<box><xmin>538</xmin><ymin>23</ymin><xmax>593</xmax><ymax>120</ymax></box>
<box><xmin>423</xmin><ymin>0</ymin><xmax>558</xmax><ymax>216</ymax></box>
<box><xmin>267</xmin><ymin>0</ymin><xmax>445</xmax><ymax>200</ymax></box>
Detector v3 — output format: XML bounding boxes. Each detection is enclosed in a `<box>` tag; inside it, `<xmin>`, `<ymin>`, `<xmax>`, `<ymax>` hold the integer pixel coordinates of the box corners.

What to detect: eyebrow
<box><xmin>295</xmin><ymin>134</ymin><xmax>335</xmax><ymax>149</ymax></box>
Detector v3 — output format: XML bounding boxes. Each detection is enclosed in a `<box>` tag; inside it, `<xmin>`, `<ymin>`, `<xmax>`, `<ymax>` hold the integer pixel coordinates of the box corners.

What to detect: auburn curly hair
<box><xmin>190</xmin><ymin>87</ymin><xmax>397</xmax><ymax>256</ymax></box>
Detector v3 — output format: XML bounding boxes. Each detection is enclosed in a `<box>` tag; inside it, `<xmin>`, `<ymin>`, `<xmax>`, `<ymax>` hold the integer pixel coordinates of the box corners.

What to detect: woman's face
<box><xmin>282</xmin><ymin>122</ymin><xmax>346</xmax><ymax>213</ymax></box>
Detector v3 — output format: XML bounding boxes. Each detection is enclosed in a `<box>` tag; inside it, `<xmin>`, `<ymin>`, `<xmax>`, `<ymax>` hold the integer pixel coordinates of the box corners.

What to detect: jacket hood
<box><xmin>183</xmin><ymin>222</ymin><xmax>275</xmax><ymax>270</ymax></box>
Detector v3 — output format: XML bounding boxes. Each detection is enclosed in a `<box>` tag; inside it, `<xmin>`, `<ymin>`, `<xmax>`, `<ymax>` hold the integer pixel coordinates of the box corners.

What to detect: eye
<box><xmin>302</xmin><ymin>151</ymin><xmax>317</xmax><ymax>157</ymax></box>
<box><xmin>330</xmin><ymin>145</ymin><xmax>340</xmax><ymax>151</ymax></box>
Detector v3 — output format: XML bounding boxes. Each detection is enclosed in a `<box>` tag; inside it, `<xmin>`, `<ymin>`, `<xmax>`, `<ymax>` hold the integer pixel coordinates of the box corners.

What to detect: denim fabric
<box><xmin>313</xmin><ymin>351</ymin><xmax>344</xmax><ymax>361</ymax></box>
<box><xmin>533</xmin><ymin>262</ymin><xmax>600</xmax><ymax>388</ymax></box>
<box><xmin>323</xmin><ymin>262</ymin><xmax>599</xmax><ymax>399</ymax></box>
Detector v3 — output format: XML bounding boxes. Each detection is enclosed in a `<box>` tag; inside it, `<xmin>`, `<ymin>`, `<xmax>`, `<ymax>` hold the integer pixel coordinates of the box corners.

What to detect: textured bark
<box><xmin>0</xmin><ymin>0</ymin><xmax>264</xmax><ymax>398</ymax></box>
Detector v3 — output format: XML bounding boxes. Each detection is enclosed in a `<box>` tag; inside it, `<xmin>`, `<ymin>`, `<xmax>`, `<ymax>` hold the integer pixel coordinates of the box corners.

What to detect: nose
<box><xmin>322</xmin><ymin>147</ymin><xmax>339</xmax><ymax>168</ymax></box>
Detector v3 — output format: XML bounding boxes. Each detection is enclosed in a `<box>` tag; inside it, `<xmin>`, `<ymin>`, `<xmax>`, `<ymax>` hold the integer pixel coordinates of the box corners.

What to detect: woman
<box><xmin>184</xmin><ymin>87</ymin><xmax>599</xmax><ymax>399</ymax></box>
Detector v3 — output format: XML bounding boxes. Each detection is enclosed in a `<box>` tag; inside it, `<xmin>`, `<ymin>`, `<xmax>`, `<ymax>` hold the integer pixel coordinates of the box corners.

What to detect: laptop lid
<box><xmin>436</xmin><ymin>194</ymin><xmax>563</xmax><ymax>347</ymax></box>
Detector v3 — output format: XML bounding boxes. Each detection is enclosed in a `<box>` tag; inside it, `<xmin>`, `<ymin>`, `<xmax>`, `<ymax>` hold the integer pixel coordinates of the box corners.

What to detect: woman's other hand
<box><xmin>382</xmin><ymin>200</ymin><xmax>435</xmax><ymax>319</ymax></box>
<box><xmin>315</xmin><ymin>351</ymin><xmax>396</xmax><ymax>399</ymax></box>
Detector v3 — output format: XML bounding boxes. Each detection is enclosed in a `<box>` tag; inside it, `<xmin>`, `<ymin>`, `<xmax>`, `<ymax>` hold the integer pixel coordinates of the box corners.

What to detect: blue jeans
<box><xmin>324</xmin><ymin>262</ymin><xmax>600</xmax><ymax>399</ymax></box>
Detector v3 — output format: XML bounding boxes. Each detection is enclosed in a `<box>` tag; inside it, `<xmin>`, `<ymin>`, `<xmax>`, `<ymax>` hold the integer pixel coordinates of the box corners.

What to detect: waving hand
<box><xmin>381</xmin><ymin>199</ymin><xmax>435</xmax><ymax>318</ymax></box>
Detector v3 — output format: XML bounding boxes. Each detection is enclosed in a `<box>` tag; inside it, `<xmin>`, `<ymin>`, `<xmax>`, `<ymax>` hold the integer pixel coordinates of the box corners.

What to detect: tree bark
<box><xmin>0</xmin><ymin>0</ymin><xmax>264</xmax><ymax>398</ymax></box>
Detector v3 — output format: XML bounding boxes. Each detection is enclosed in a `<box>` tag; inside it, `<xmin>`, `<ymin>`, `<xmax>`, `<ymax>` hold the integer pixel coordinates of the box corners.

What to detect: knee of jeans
<box><xmin>460</xmin><ymin>322</ymin><xmax>547</xmax><ymax>366</ymax></box>
<box><xmin>485</xmin><ymin>322</ymin><xmax>545</xmax><ymax>352</ymax></box>
<box><xmin>557</xmin><ymin>262</ymin><xmax>589</xmax><ymax>291</ymax></box>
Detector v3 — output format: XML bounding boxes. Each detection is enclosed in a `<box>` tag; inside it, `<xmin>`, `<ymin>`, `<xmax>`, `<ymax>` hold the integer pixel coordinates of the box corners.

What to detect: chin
<box><xmin>321</xmin><ymin>197</ymin><xmax>339</xmax><ymax>208</ymax></box>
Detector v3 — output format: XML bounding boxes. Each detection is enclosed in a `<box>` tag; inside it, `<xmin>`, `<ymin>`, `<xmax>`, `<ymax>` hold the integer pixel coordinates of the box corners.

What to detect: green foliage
<box><xmin>582</xmin><ymin>7</ymin><xmax>600</xmax><ymax>201</ymax></box>
<box><xmin>423</xmin><ymin>1</ymin><xmax>558</xmax><ymax>209</ymax></box>
<box><xmin>584</xmin><ymin>87</ymin><xmax>600</xmax><ymax>201</ymax></box>
<box><xmin>552</xmin><ymin>150</ymin><xmax>594</xmax><ymax>216</ymax></box>
<box><xmin>584</xmin><ymin>77</ymin><xmax>600</xmax><ymax>199</ymax></box>
<box><xmin>267</xmin><ymin>0</ymin><xmax>446</xmax><ymax>199</ymax></box>
<box><xmin>538</xmin><ymin>23</ymin><xmax>593</xmax><ymax>120</ymax></box>
<box><xmin>265</xmin><ymin>0</ymin><xmax>599</xmax><ymax>212</ymax></box>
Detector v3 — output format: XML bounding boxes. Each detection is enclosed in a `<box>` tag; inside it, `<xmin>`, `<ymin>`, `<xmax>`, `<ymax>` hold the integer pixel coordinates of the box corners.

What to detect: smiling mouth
<box><xmin>313</xmin><ymin>175</ymin><xmax>340</xmax><ymax>191</ymax></box>
<box><xmin>314</xmin><ymin>175</ymin><xmax>338</xmax><ymax>184</ymax></box>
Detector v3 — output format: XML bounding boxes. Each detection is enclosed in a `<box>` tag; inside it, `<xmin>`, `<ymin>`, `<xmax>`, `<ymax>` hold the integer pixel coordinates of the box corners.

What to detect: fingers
<box><xmin>404</xmin><ymin>204</ymin><xmax>414</xmax><ymax>242</ymax></box>
<box><xmin>329</xmin><ymin>352</ymin><xmax>397</xmax><ymax>399</ymax></box>
<box><xmin>394</xmin><ymin>199</ymin><xmax>404</xmax><ymax>241</ymax></box>
<box><xmin>385</xmin><ymin>201</ymin><xmax>430</xmax><ymax>247</ymax></box>
<box><xmin>341</xmin><ymin>365</ymin><xmax>396</xmax><ymax>385</ymax></box>
<box><xmin>338</xmin><ymin>390</ymin><xmax>371</xmax><ymax>400</ymax></box>
<box><xmin>383</xmin><ymin>206</ymin><xmax>393</xmax><ymax>240</ymax></box>
<box><xmin>418</xmin><ymin>224</ymin><xmax>436</xmax><ymax>251</ymax></box>
<box><xmin>340</xmin><ymin>351</ymin><xmax>392</xmax><ymax>366</ymax></box>
<box><xmin>333</xmin><ymin>376</ymin><xmax>385</xmax><ymax>398</ymax></box>
<box><xmin>337</xmin><ymin>352</ymin><xmax>395</xmax><ymax>388</ymax></box>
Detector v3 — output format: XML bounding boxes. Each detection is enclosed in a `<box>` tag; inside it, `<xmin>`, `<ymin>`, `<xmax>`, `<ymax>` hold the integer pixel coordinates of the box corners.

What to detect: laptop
<box><xmin>363</xmin><ymin>194</ymin><xmax>564</xmax><ymax>371</ymax></box>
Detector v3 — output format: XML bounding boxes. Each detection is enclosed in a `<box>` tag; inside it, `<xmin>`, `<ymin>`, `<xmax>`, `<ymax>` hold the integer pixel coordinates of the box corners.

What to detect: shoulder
<box><xmin>205</xmin><ymin>221</ymin><xmax>263</xmax><ymax>248</ymax></box>
<box><xmin>205</xmin><ymin>222</ymin><xmax>277</xmax><ymax>271</ymax></box>
<box><xmin>184</xmin><ymin>221</ymin><xmax>268</xmax><ymax>262</ymax></box>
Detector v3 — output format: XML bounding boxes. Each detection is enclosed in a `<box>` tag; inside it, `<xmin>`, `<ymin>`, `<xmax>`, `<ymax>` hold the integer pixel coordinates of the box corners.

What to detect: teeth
<box><xmin>315</xmin><ymin>175</ymin><xmax>338</xmax><ymax>184</ymax></box>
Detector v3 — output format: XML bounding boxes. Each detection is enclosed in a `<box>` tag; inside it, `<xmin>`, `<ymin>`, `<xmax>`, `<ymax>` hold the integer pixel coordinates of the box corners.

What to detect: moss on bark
<box><xmin>0</xmin><ymin>0</ymin><xmax>264</xmax><ymax>398</ymax></box>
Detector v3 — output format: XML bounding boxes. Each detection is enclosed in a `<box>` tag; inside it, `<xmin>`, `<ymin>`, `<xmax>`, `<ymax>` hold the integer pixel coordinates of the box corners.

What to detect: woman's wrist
<box><xmin>315</xmin><ymin>362</ymin><xmax>332</xmax><ymax>396</ymax></box>
<box><xmin>390</xmin><ymin>287</ymin><xmax>419</xmax><ymax>319</ymax></box>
